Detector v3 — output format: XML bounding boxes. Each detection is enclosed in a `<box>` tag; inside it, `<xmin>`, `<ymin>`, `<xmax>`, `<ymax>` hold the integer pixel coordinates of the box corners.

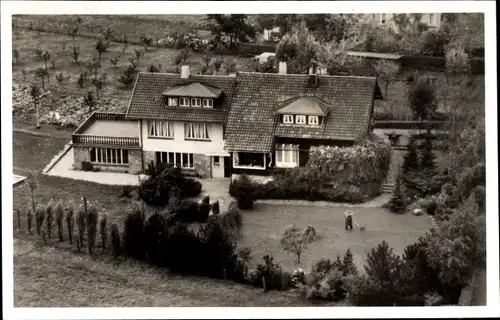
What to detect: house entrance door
<box><xmin>211</xmin><ymin>156</ymin><xmax>225</xmax><ymax>178</ymax></box>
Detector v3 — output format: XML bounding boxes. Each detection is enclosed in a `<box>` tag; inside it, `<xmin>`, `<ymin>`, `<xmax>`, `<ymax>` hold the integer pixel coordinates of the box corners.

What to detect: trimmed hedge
<box><xmin>230</xmin><ymin>140</ymin><xmax>391</xmax><ymax>204</ymax></box>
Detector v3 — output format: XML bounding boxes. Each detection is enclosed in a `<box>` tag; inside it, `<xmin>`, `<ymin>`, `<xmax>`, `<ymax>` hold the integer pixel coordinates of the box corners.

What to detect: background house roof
<box><xmin>126</xmin><ymin>73</ymin><xmax>236</xmax><ymax>122</ymax></box>
<box><xmin>225</xmin><ymin>72</ymin><xmax>380</xmax><ymax>153</ymax></box>
<box><xmin>276</xmin><ymin>96</ymin><xmax>330</xmax><ymax>116</ymax></box>
<box><xmin>162</xmin><ymin>82</ymin><xmax>223</xmax><ymax>98</ymax></box>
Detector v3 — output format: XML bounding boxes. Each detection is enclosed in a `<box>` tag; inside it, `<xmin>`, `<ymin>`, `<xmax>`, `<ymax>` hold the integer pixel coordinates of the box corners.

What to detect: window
<box><xmin>381</xmin><ymin>13</ymin><xmax>387</xmax><ymax>24</ymax></box>
<box><xmin>148</xmin><ymin>120</ymin><xmax>174</xmax><ymax>138</ymax></box>
<box><xmin>155</xmin><ymin>151</ymin><xmax>194</xmax><ymax>168</ymax></box>
<box><xmin>213</xmin><ymin>156</ymin><xmax>220</xmax><ymax>165</ymax></box>
<box><xmin>191</xmin><ymin>98</ymin><xmax>202</xmax><ymax>107</ymax></box>
<box><xmin>283</xmin><ymin>114</ymin><xmax>294</xmax><ymax>124</ymax></box>
<box><xmin>168</xmin><ymin>97</ymin><xmax>178</xmax><ymax>107</ymax></box>
<box><xmin>89</xmin><ymin>148</ymin><xmax>129</xmax><ymax>165</ymax></box>
<box><xmin>233</xmin><ymin>152</ymin><xmax>266</xmax><ymax>170</ymax></box>
<box><xmin>295</xmin><ymin>115</ymin><xmax>306</xmax><ymax>124</ymax></box>
<box><xmin>184</xmin><ymin>122</ymin><xmax>210</xmax><ymax>140</ymax></box>
<box><xmin>179</xmin><ymin>97</ymin><xmax>190</xmax><ymax>107</ymax></box>
<box><xmin>275</xmin><ymin>144</ymin><xmax>299</xmax><ymax>168</ymax></box>
<box><xmin>308</xmin><ymin>115</ymin><xmax>319</xmax><ymax>125</ymax></box>
<box><xmin>202</xmin><ymin>99</ymin><xmax>213</xmax><ymax>108</ymax></box>
<box><xmin>429</xmin><ymin>13</ymin><xmax>435</xmax><ymax>25</ymax></box>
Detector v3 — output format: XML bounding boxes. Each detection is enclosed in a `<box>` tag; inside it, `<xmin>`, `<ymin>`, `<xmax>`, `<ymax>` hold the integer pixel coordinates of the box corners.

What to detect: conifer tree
<box><xmin>389</xmin><ymin>179</ymin><xmax>407</xmax><ymax>213</ymax></box>
<box><xmin>402</xmin><ymin>138</ymin><xmax>419</xmax><ymax>173</ymax></box>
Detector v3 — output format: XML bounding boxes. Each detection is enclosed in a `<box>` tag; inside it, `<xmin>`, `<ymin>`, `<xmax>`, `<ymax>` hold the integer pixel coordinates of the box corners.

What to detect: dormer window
<box><xmin>308</xmin><ymin>115</ymin><xmax>319</xmax><ymax>125</ymax></box>
<box><xmin>203</xmin><ymin>99</ymin><xmax>213</xmax><ymax>108</ymax></box>
<box><xmin>191</xmin><ymin>98</ymin><xmax>202</xmax><ymax>107</ymax></box>
<box><xmin>283</xmin><ymin>115</ymin><xmax>294</xmax><ymax>124</ymax></box>
<box><xmin>179</xmin><ymin>97</ymin><xmax>190</xmax><ymax>107</ymax></box>
<box><xmin>295</xmin><ymin>115</ymin><xmax>307</xmax><ymax>125</ymax></box>
<box><xmin>168</xmin><ymin>97</ymin><xmax>178</xmax><ymax>107</ymax></box>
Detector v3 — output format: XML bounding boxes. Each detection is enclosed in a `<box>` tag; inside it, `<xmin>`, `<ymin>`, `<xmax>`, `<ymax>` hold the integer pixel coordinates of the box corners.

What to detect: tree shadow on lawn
<box><xmin>238</xmin><ymin>203</ymin><xmax>433</xmax><ymax>272</ymax></box>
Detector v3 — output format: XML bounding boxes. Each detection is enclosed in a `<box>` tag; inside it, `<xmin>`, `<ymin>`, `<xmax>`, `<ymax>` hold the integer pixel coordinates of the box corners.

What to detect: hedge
<box><xmin>401</xmin><ymin>55</ymin><xmax>485</xmax><ymax>75</ymax></box>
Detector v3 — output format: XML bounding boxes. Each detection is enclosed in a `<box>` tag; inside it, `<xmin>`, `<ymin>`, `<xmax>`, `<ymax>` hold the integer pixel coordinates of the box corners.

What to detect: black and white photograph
<box><xmin>2</xmin><ymin>1</ymin><xmax>498</xmax><ymax>319</ymax></box>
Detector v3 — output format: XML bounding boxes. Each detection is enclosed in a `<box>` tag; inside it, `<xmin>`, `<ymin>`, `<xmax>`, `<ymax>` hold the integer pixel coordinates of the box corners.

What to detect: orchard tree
<box><xmin>42</xmin><ymin>50</ymin><xmax>51</xmax><ymax>71</ymax></box>
<box><xmin>280</xmin><ymin>224</ymin><xmax>316</xmax><ymax>264</ymax></box>
<box><xmin>68</xmin><ymin>26</ymin><xmax>78</xmax><ymax>40</ymax></box>
<box><xmin>30</xmin><ymin>85</ymin><xmax>42</xmax><ymax>129</ymax></box>
<box><xmin>206</xmin><ymin>14</ymin><xmax>256</xmax><ymax>47</ymax></box>
<box><xmin>35</xmin><ymin>68</ymin><xmax>49</xmax><ymax>90</ymax></box>
<box><xmin>118</xmin><ymin>64</ymin><xmax>137</xmax><ymax>89</ymax></box>
<box><xmin>147</xmin><ymin>64</ymin><xmax>161</xmax><ymax>73</ymax></box>
<box><xmin>91</xmin><ymin>73</ymin><xmax>107</xmax><ymax>100</ymax></box>
<box><xmin>95</xmin><ymin>38</ymin><xmax>108</xmax><ymax>62</ymax></box>
<box><xmin>141</xmin><ymin>36</ymin><xmax>153</xmax><ymax>51</ymax></box>
<box><xmin>72</xmin><ymin>45</ymin><xmax>80</xmax><ymax>64</ymax></box>
<box><xmin>374</xmin><ymin>59</ymin><xmax>400</xmax><ymax>100</ymax></box>
<box><xmin>83</xmin><ymin>91</ymin><xmax>97</xmax><ymax>113</ymax></box>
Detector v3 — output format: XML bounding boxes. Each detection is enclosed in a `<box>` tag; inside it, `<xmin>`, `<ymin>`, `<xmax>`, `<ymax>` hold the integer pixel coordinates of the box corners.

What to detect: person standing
<box><xmin>344</xmin><ymin>210</ymin><xmax>354</xmax><ymax>230</ymax></box>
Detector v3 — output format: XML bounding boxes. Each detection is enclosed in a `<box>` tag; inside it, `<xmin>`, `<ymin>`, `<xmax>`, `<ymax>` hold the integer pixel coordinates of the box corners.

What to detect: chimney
<box><xmin>278</xmin><ymin>62</ymin><xmax>287</xmax><ymax>75</ymax></box>
<box><xmin>180</xmin><ymin>65</ymin><xmax>190</xmax><ymax>79</ymax></box>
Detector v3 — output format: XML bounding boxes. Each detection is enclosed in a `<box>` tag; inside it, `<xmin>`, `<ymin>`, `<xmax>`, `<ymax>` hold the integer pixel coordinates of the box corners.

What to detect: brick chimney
<box><xmin>278</xmin><ymin>62</ymin><xmax>287</xmax><ymax>75</ymax></box>
<box><xmin>180</xmin><ymin>65</ymin><xmax>190</xmax><ymax>79</ymax></box>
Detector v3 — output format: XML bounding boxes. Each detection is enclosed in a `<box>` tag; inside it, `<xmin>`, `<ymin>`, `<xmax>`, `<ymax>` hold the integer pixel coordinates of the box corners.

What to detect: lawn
<box><xmin>239</xmin><ymin>203</ymin><xmax>432</xmax><ymax>271</ymax></box>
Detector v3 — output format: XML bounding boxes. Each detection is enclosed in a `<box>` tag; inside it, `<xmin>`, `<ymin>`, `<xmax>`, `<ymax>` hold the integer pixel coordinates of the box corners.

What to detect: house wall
<box><xmin>72</xmin><ymin>146</ymin><xmax>142</xmax><ymax>174</ymax></box>
<box><xmin>141</xmin><ymin>120</ymin><xmax>226</xmax><ymax>155</ymax></box>
<box><xmin>366</xmin><ymin>13</ymin><xmax>441</xmax><ymax>32</ymax></box>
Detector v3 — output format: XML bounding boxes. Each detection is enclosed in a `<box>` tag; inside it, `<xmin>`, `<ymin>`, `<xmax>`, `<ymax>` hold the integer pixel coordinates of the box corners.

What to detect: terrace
<box><xmin>71</xmin><ymin>112</ymin><xmax>140</xmax><ymax>148</ymax></box>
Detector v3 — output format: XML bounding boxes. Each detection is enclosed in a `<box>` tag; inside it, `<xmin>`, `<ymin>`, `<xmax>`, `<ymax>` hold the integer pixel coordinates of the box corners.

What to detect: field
<box><xmin>239</xmin><ymin>203</ymin><xmax>432</xmax><ymax>271</ymax></box>
<box><xmin>12</xmin><ymin>29</ymin><xmax>253</xmax><ymax>104</ymax></box>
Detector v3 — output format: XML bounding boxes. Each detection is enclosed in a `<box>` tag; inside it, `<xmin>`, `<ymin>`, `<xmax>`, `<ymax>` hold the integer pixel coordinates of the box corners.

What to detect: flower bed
<box><xmin>12</xmin><ymin>83</ymin><xmax>127</xmax><ymax>127</ymax></box>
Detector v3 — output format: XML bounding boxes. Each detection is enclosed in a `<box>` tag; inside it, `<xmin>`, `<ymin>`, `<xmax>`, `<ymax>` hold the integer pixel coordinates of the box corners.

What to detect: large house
<box><xmin>71</xmin><ymin>64</ymin><xmax>383</xmax><ymax>178</ymax></box>
<box><xmin>367</xmin><ymin>13</ymin><xmax>442</xmax><ymax>32</ymax></box>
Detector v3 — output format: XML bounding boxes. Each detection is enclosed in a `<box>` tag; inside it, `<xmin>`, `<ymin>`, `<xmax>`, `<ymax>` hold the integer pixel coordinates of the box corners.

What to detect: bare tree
<box><xmin>83</xmin><ymin>91</ymin><xmax>97</xmax><ymax>113</ymax></box>
<box><xmin>374</xmin><ymin>60</ymin><xmax>400</xmax><ymax>100</ymax></box>
<box><xmin>72</xmin><ymin>45</ymin><xmax>80</xmax><ymax>64</ymax></box>
<box><xmin>30</xmin><ymin>84</ymin><xmax>42</xmax><ymax>128</ymax></box>
<box><xmin>95</xmin><ymin>38</ymin><xmax>108</xmax><ymax>63</ymax></box>
<box><xmin>42</xmin><ymin>50</ymin><xmax>51</xmax><ymax>71</ymax></box>
<box><xmin>92</xmin><ymin>73</ymin><xmax>107</xmax><ymax>100</ymax></box>
<box><xmin>35</xmin><ymin>68</ymin><xmax>48</xmax><ymax>90</ymax></box>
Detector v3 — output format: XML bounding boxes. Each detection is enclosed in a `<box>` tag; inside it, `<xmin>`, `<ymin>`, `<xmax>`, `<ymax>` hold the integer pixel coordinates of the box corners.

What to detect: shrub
<box><xmin>120</xmin><ymin>185</ymin><xmax>135</xmax><ymax>198</ymax></box>
<box><xmin>216</xmin><ymin>204</ymin><xmax>243</xmax><ymax>237</ymax></box>
<box><xmin>65</xmin><ymin>204</ymin><xmax>74</xmax><ymax>244</ymax></box>
<box><xmin>303</xmin><ymin>267</ymin><xmax>346</xmax><ymax>301</ymax></box>
<box><xmin>110</xmin><ymin>223</ymin><xmax>122</xmax><ymax>257</ymax></box>
<box><xmin>173</xmin><ymin>199</ymin><xmax>200</xmax><ymax>223</ymax></box>
<box><xmin>163</xmin><ymin>223</ymin><xmax>203</xmax><ymax>274</ymax></box>
<box><xmin>27</xmin><ymin>208</ymin><xmax>33</xmax><ymax>234</ymax></box>
<box><xmin>248</xmin><ymin>255</ymin><xmax>293</xmax><ymax>291</ymax></box>
<box><xmin>124</xmin><ymin>204</ymin><xmax>145</xmax><ymax>260</ymax></box>
<box><xmin>99</xmin><ymin>214</ymin><xmax>108</xmax><ymax>250</ymax></box>
<box><xmin>54</xmin><ymin>200</ymin><xmax>64</xmax><ymax>242</ymax></box>
<box><xmin>76</xmin><ymin>206</ymin><xmax>86</xmax><ymax>252</ymax></box>
<box><xmin>198</xmin><ymin>196</ymin><xmax>211</xmax><ymax>222</ymax></box>
<box><xmin>229</xmin><ymin>175</ymin><xmax>256</xmax><ymax>210</ymax></box>
<box><xmin>45</xmin><ymin>200</ymin><xmax>54</xmax><ymax>239</ymax></box>
<box><xmin>35</xmin><ymin>206</ymin><xmax>45</xmax><ymax>236</ymax></box>
<box><xmin>86</xmin><ymin>205</ymin><xmax>99</xmax><ymax>254</ymax></box>
<box><xmin>280</xmin><ymin>224</ymin><xmax>316</xmax><ymax>264</ymax></box>
<box><xmin>389</xmin><ymin>179</ymin><xmax>407</xmax><ymax>213</ymax></box>
<box><xmin>426</xmin><ymin>200</ymin><xmax>438</xmax><ymax>215</ymax></box>
<box><xmin>211</xmin><ymin>200</ymin><xmax>220</xmax><ymax>215</ymax></box>
<box><xmin>81</xmin><ymin>161</ymin><xmax>93</xmax><ymax>172</ymax></box>
<box><xmin>143</xmin><ymin>211</ymin><xmax>169</xmax><ymax>266</ymax></box>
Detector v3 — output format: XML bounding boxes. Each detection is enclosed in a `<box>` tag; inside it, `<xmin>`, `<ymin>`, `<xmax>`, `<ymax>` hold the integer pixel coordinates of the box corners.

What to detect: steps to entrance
<box><xmin>381</xmin><ymin>183</ymin><xmax>395</xmax><ymax>194</ymax></box>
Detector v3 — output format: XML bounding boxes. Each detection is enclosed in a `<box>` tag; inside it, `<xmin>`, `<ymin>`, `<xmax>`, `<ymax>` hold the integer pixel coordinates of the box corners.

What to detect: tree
<box><xmin>445</xmin><ymin>48</ymin><xmax>470</xmax><ymax>85</ymax></box>
<box><xmin>409</xmin><ymin>79</ymin><xmax>437</xmax><ymax>123</ymax></box>
<box><xmin>374</xmin><ymin>60</ymin><xmax>400</xmax><ymax>99</ymax></box>
<box><xmin>421</xmin><ymin>30</ymin><xmax>450</xmax><ymax>57</ymax></box>
<box><xmin>68</xmin><ymin>26</ymin><xmax>78</xmax><ymax>40</ymax></box>
<box><xmin>206</xmin><ymin>14</ymin><xmax>256</xmax><ymax>47</ymax></box>
<box><xmin>91</xmin><ymin>73</ymin><xmax>107</xmax><ymax>100</ymax></box>
<box><xmin>273</xmin><ymin>14</ymin><xmax>301</xmax><ymax>36</ymax></box>
<box><xmin>101</xmin><ymin>27</ymin><xmax>114</xmax><ymax>42</ymax></box>
<box><xmin>275</xmin><ymin>21</ymin><xmax>320</xmax><ymax>74</ymax></box>
<box><xmin>26</xmin><ymin>171</ymin><xmax>38</xmax><ymax>211</ymax></box>
<box><xmin>316</xmin><ymin>37</ymin><xmax>363</xmax><ymax>75</ymax></box>
<box><xmin>280</xmin><ymin>224</ymin><xmax>316</xmax><ymax>264</ymax></box>
<box><xmin>147</xmin><ymin>64</ymin><xmax>160</xmax><ymax>73</ymax></box>
<box><xmin>42</xmin><ymin>50</ymin><xmax>51</xmax><ymax>71</ymax></box>
<box><xmin>95</xmin><ymin>38</ymin><xmax>108</xmax><ymax>62</ymax></box>
<box><xmin>55</xmin><ymin>72</ymin><xmax>65</xmax><ymax>84</ymax></box>
<box><xmin>420</xmin><ymin>138</ymin><xmax>437</xmax><ymax>172</ymax></box>
<box><xmin>34</xmin><ymin>68</ymin><xmax>48</xmax><ymax>90</ymax></box>
<box><xmin>72</xmin><ymin>45</ymin><xmax>80</xmax><ymax>64</ymax></box>
<box><xmin>13</xmin><ymin>48</ymin><xmax>20</xmax><ymax>64</ymax></box>
<box><xmin>388</xmin><ymin>179</ymin><xmax>407</xmax><ymax>213</ymax></box>
<box><xmin>141</xmin><ymin>36</ymin><xmax>153</xmax><ymax>51</ymax></box>
<box><xmin>83</xmin><ymin>91</ymin><xmax>97</xmax><ymax>113</ymax></box>
<box><xmin>402</xmin><ymin>138</ymin><xmax>419</xmax><ymax>173</ymax></box>
<box><xmin>118</xmin><ymin>64</ymin><xmax>137</xmax><ymax>89</ymax></box>
<box><xmin>342</xmin><ymin>249</ymin><xmax>358</xmax><ymax>276</ymax></box>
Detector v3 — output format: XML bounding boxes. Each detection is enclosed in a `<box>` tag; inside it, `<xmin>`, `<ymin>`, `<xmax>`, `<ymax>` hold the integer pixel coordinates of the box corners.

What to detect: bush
<box><xmin>139</xmin><ymin>162</ymin><xmax>202</xmax><ymax>206</ymax></box>
<box><xmin>123</xmin><ymin>204</ymin><xmax>145</xmax><ymax>260</ymax></box>
<box><xmin>76</xmin><ymin>206</ymin><xmax>86</xmax><ymax>251</ymax></box>
<box><xmin>35</xmin><ymin>206</ymin><xmax>45</xmax><ymax>236</ymax></box>
<box><xmin>389</xmin><ymin>179</ymin><xmax>407</xmax><ymax>213</ymax></box>
<box><xmin>110</xmin><ymin>223</ymin><xmax>122</xmax><ymax>257</ymax></box>
<box><xmin>229</xmin><ymin>175</ymin><xmax>256</xmax><ymax>210</ymax></box>
<box><xmin>216</xmin><ymin>204</ymin><xmax>243</xmax><ymax>237</ymax></box>
<box><xmin>198</xmin><ymin>196</ymin><xmax>211</xmax><ymax>222</ymax></box>
<box><xmin>45</xmin><ymin>200</ymin><xmax>54</xmax><ymax>239</ymax></box>
<box><xmin>143</xmin><ymin>211</ymin><xmax>169</xmax><ymax>266</ymax></box>
<box><xmin>120</xmin><ymin>185</ymin><xmax>135</xmax><ymax>198</ymax></box>
<box><xmin>99</xmin><ymin>214</ymin><xmax>108</xmax><ymax>250</ymax></box>
<box><xmin>303</xmin><ymin>267</ymin><xmax>346</xmax><ymax>301</ymax></box>
<box><xmin>81</xmin><ymin>161</ymin><xmax>93</xmax><ymax>172</ymax></box>
<box><xmin>86</xmin><ymin>205</ymin><xmax>99</xmax><ymax>254</ymax></box>
<box><xmin>211</xmin><ymin>200</ymin><xmax>220</xmax><ymax>215</ymax></box>
<box><xmin>174</xmin><ymin>199</ymin><xmax>200</xmax><ymax>223</ymax></box>
<box><xmin>54</xmin><ymin>200</ymin><xmax>64</xmax><ymax>242</ymax></box>
<box><xmin>65</xmin><ymin>204</ymin><xmax>74</xmax><ymax>244</ymax></box>
<box><xmin>426</xmin><ymin>200</ymin><xmax>438</xmax><ymax>215</ymax></box>
<box><xmin>248</xmin><ymin>255</ymin><xmax>293</xmax><ymax>291</ymax></box>
<box><xmin>163</xmin><ymin>223</ymin><xmax>203</xmax><ymax>274</ymax></box>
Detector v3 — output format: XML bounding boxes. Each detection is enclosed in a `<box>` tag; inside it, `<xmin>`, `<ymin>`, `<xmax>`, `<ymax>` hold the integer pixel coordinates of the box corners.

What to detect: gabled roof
<box><xmin>162</xmin><ymin>82</ymin><xmax>223</xmax><ymax>98</ymax></box>
<box><xmin>225</xmin><ymin>73</ymin><xmax>380</xmax><ymax>153</ymax></box>
<box><xmin>276</xmin><ymin>96</ymin><xmax>330</xmax><ymax>116</ymax></box>
<box><xmin>126</xmin><ymin>73</ymin><xmax>236</xmax><ymax>123</ymax></box>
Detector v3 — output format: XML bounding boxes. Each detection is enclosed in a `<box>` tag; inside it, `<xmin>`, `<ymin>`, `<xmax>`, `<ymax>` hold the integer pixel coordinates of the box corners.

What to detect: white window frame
<box><xmin>90</xmin><ymin>148</ymin><xmax>129</xmax><ymax>165</ymax></box>
<box><xmin>191</xmin><ymin>98</ymin><xmax>202</xmax><ymax>108</ymax></box>
<box><xmin>275</xmin><ymin>144</ymin><xmax>299</xmax><ymax>168</ymax></box>
<box><xmin>156</xmin><ymin>151</ymin><xmax>194</xmax><ymax>169</ymax></box>
<box><xmin>179</xmin><ymin>97</ymin><xmax>190</xmax><ymax>107</ymax></box>
<box><xmin>202</xmin><ymin>98</ymin><xmax>213</xmax><ymax>108</ymax></box>
<box><xmin>283</xmin><ymin>114</ymin><xmax>294</xmax><ymax>124</ymax></box>
<box><xmin>295</xmin><ymin>115</ymin><xmax>306</xmax><ymax>125</ymax></box>
<box><xmin>232</xmin><ymin>152</ymin><xmax>267</xmax><ymax>170</ymax></box>
<box><xmin>168</xmin><ymin>97</ymin><xmax>178</xmax><ymax>107</ymax></box>
<box><xmin>148</xmin><ymin>120</ymin><xmax>174</xmax><ymax>138</ymax></box>
<box><xmin>184</xmin><ymin>122</ymin><xmax>210</xmax><ymax>140</ymax></box>
<box><xmin>308</xmin><ymin>115</ymin><xmax>319</xmax><ymax>125</ymax></box>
